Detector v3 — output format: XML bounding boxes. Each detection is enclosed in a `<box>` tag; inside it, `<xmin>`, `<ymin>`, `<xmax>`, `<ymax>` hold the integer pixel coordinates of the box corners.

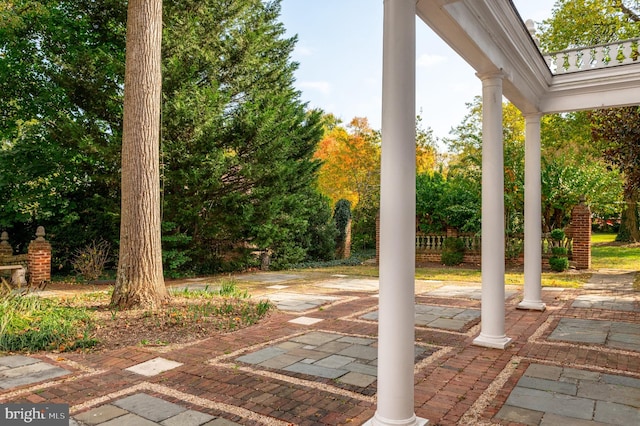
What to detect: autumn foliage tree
<box><xmin>314</xmin><ymin>117</ymin><xmax>381</xmax><ymax>250</ymax></box>
<box><xmin>315</xmin><ymin>117</ymin><xmax>381</xmax><ymax>208</ymax></box>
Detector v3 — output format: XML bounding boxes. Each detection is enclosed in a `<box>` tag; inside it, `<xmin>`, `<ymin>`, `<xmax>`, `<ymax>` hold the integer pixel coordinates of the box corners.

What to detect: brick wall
<box><xmin>570</xmin><ymin>201</ymin><xmax>591</xmax><ymax>270</ymax></box>
<box><xmin>27</xmin><ymin>226</ymin><xmax>51</xmax><ymax>285</ymax></box>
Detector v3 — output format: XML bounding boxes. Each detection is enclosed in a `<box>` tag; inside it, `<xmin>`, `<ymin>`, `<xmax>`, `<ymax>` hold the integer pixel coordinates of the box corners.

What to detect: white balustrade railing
<box><xmin>543</xmin><ymin>38</ymin><xmax>640</xmax><ymax>74</ymax></box>
<box><xmin>415</xmin><ymin>232</ymin><xmax>572</xmax><ymax>257</ymax></box>
<box><xmin>415</xmin><ymin>233</ymin><xmax>480</xmax><ymax>252</ymax></box>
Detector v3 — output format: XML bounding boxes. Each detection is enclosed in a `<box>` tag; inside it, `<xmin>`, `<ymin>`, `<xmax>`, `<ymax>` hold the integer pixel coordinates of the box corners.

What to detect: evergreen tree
<box><xmin>161</xmin><ymin>0</ymin><xmax>331</xmax><ymax>271</ymax></box>
<box><xmin>1</xmin><ymin>0</ymin><xmax>336</xmax><ymax>272</ymax></box>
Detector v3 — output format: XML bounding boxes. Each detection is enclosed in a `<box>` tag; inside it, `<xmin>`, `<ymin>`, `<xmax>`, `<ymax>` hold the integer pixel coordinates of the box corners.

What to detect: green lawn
<box><xmin>298</xmin><ymin>232</ymin><xmax>637</xmax><ymax>288</ymax></box>
<box><xmin>591</xmin><ymin>232</ymin><xmax>640</xmax><ymax>270</ymax></box>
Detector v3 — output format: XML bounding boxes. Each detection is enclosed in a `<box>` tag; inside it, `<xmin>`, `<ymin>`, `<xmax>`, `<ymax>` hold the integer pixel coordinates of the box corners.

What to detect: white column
<box><xmin>473</xmin><ymin>72</ymin><xmax>512</xmax><ymax>350</ymax></box>
<box><xmin>365</xmin><ymin>1</ymin><xmax>427</xmax><ymax>425</ymax></box>
<box><xmin>518</xmin><ymin>114</ymin><xmax>546</xmax><ymax>311</ymax></box>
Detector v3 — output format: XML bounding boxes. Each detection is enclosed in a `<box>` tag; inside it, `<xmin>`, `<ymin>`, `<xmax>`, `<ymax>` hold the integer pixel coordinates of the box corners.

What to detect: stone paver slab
<box><xmin>125</xmin><ymin>357</ymin><xmax>183</xmax><ymax>377</ymax></box>
<box><xmin>314</xmin><ymin>354</ymin><xmax>356</xmax><ymax>369</ymax></box>
<box><xmin>577</xmin><ymin>382</ymin><xmax>640</xmax><ymax>407</ymax></box>
<box><xmin>518</xmin><ymin>376</ymin><xmax>577</xmax><ymax>395</ymax></box>
<box><xmin>75</xmin><ymin>405</ymin><xmax>128</xmax><ymax>425</ymax></box>
<box><xmin>234</xmin><ymin>274</ymin><xmax>302</xmax><ymax>283</ymax></box>
<box><xmin>337</xmin><ymin>336</ymin><xmax>376</xmax><ymax>345</ymax></box>
<box><xmin>594</xmin><ymin>400</ymin><xmax>640</xmax><ymax>425</ymax></box>
<box><xmin>344</xmin><ymin>362</ymin><xmax>377</xmax><ymax>376</ymax></box>
<box><xmin>317</xmin><ymin>278</ymin><xmax>379</xmax><ymax>291</ymax></box>
<box><xmin>288</xmin><ymin>316</ymin><xmax>323</xmax><ymax>325</ymax></box>
<box><xmin>236</xmin><ymin>347</ymin><xmax>286</xmax><ymax>365</ymax></box>
<box><xmin>505</xmin><ymin>387</ymin><xmax>594</xmax><ymax>420</ymax></box>
<box><xmin>540</xmin><ymin>413</ymin><xmax>609</xmax><ymax>426</ymax></box>
<box><xmin>99</xmin><ymin>413</ymin><xmax>158</xmax><ymax>426</ymax></box>
<box><xmin>338</xmin><ymin>344</ymin><xmax>378</xmax><ymax>361</ymax></box>
<box><xmin>338</xmin><ymin>371</ymin><xmax>376</xmax><ymax>387</ymax></box>
<box><xmin>0</xmin><ymin>362</ymin><xmax>69</xmax><ymax>389</ymax></box>
<box><xmin>258</xmin><ymin>354</ymin><xmax>304</xmax><ymax>370</ymax></box>
<box><xmin>0</xmin><ymin>355</ymin><xmax>40</xmax><ymax>368</ymax></box>
<box><xmin>496</xmin><ymin>405</ymin><xmax>544</xmax><ymax>425</ymax></box>
<box><xmin>562</xmin><ymin>368</ymin><xmax>600</xmax><ymax>382</ymax></box>
<box><xmin>524</xmin><ymin>364</ymin><xmax>563</xmax><ymax>380</ymax></box>
<box><xmin>113</xmin><ymin>393</ymin><xmax>186</xmax><ymax>422</ymax></box>
<box><xmin>161</xmin><ymin>410</ymin><xmax>215</xmax><ymax>426</ymax></box>
<box><xmin>602</xmin><ymin>374</ymin><xmax>640</xmax><ymax>389</ymax></box>
<box><xmin>284</xmin><ymin>362</ymin><xmax>347</xmax><ymax>379</ymax></box>
<box><xmin>314</xmin><ymin>341</ymin><xmax>352</xmax><ymax>354</ymax></box>
<box><xmin>290</xmin><ymin>331</ymin><xmax>341</xmax><ymax>346</ymax></box>
<box><xmin>427</xmin><ymin>318</ymin><xmax>467</xmax><ymax>330</ymax></box>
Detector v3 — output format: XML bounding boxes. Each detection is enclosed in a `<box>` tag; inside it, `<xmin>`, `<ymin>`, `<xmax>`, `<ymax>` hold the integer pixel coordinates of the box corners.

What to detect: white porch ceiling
<box><xmin>416</xmin><ymin>0</ymin><xmax>640</xmax><ymax>115</ymax></box>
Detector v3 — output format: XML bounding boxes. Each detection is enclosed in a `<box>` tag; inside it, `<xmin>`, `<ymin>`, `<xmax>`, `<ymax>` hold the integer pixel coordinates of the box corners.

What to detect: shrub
<box><xmin>549</xmin><ymin>230</ymin><xmax>569</xmax><ymax>271</ymax></box>
<box><xmin>161</xmin><ymin>222</ymin><xmax>193</xmax><ymax>278</ymax></box>
<box><xmin>551</xmin><ymin>247</ymin><xmax>568</xmax><ymax>256</ymax></box>
<box><xmin>549</xmin><ymin>256</ymin><xmax>569</xmax><ymax>272</ymax></box>
<box><xmin>550</xmin><ymin>228</ymin><xmax>565</xmax><ymax>242</ymax></box>
<box><xmin>441</xmin><ymin>238</ymin><xmax>465</xmax><ymax>266</ymax></box>
<box><xmin>71</xmin><ymin>239</ymin><xmax>111</xmax><ymax>281</ymax></box>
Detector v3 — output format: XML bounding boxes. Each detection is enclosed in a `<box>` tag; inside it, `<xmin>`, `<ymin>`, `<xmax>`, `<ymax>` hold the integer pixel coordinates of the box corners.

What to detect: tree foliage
<box><xmin>539</xmin><ymin>0</ymin><xmax>640</xmax><ymax>52</ymax></box>
<box><xmin>0</xmin><ymin>0</ymin><xmax>125</xmax><ymax>266</ymax></box>
<box><xmin>314</xmin><ymin>116</ymin><xmax>381</xmax><ymax>209</ymax></box>
<box><xmin>162</xmin><ymin>0</ymin><xmax>337</xmax><ymax>270</ymax></box>
<box><xmin>1</xmin><ymin>0</ymin><xmax>338</xmax><ymax>272</ymax></box>
<box><xmin>416</xmin><ymin>171</ymin><xmax>480</xmax><ymax>234</ymax></box>
<box><xmin>415</xmin><ymin>115</ymin><xmax>439</xmax><ymax>174</ymax></box>
<box><xmin>590</xmin><ymin>106</ymin><xmax>640</xmax><ymax>241</ymax></box>
<box><xmin>538</xmin><ymin>0</ymin><xmax>640</xmax><ymax>241</ymax></box>
<box><xmin>443</xmin><ymin>97</ymin><xmax>623</xmax><ymax>234</ymax></box>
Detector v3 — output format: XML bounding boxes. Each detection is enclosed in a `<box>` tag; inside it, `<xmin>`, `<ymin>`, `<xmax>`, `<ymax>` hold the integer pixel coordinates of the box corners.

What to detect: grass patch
<box><xmin>0</xmin><ymin>284</ymin><xmax>97</xmax><ymax>352</ymax></box>
<box><xmin>169</xmin><ymin>279</ymin><xmax>250</xmax><ymax>299</ymax></box>
<box><xmin>591</xmin><ymin>233</ymin><xmax>640</xmax><ymax>270</ymax></box>
<box><xmin>140</xmin><ymin>298</ymin><xmax>272</xmax><ymax>332</ymax></box>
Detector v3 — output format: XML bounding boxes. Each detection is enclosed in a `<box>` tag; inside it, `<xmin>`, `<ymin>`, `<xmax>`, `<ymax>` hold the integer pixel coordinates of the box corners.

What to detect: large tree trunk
<box><xmin>112</xmin><ymin>0</ymin><xmax>168</xmax><ymax>309</ymax></box>
<box><xmin>617</xmin><ymin>189</ymin><xmax>640</xmax><ymax>242</ymax></box>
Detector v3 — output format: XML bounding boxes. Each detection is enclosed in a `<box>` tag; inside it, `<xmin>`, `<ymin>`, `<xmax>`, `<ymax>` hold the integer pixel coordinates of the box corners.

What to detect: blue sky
<box><xmin>279</xmin><ymin>0</ymin><xmax>556</xmax><ymax>141</ymax></box>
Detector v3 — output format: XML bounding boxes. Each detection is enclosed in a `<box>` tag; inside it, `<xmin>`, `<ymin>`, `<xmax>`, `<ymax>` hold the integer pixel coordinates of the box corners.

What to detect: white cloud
<box><xmin>298</xmin><ymin>81</ymin><xmax>331</xmax><ymax>94</ymax></box>
<box><xmin>417</xmin><ymin>53</ymin><xmax>448</xmax><ymax>68</ymax></box>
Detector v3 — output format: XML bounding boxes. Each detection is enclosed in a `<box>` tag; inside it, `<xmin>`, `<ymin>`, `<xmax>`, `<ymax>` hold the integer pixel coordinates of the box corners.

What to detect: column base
<box><xmin>517</xmin><ymin>300</ymin><xmax>546</xmax><ymax>311</ymax></box>
<box><xmin>473</xmin><ymin>334</ymin><xmax>512</xmax><ymax>349</ymax></box>
<box><xmin>364</xmin><ymin>414</ymin><xmax>429</xmax><ymax>426</ymax></box>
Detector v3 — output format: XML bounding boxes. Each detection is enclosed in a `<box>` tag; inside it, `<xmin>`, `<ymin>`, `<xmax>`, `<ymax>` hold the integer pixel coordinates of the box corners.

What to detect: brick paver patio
<box><xmin>0</xmin><ymin>270</ymin><xmax>638</xmax><ymax>425</ymax></box>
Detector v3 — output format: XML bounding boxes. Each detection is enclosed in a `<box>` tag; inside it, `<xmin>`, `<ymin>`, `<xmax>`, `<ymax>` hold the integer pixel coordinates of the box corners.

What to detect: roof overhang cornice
<box><xmin>416</xmin><ymin>0</ymin><xmax>640</xmax><ymax>115</ymax></box>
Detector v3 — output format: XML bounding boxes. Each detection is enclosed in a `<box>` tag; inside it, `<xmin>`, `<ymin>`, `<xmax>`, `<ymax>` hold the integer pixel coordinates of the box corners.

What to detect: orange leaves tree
<box><xmin>315</xmin><ymin>117</ymin><xmax>381</xmax><ymax>210</ymax></box>
<box><xmin>314</xmin><ymin>116</ymin><xmax>381</xmax><ymax>250</ymax></box>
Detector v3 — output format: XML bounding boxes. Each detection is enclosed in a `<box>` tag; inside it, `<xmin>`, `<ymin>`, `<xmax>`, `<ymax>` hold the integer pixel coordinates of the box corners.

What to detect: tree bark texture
<box><xmin>619</xmin><ymin>189</ymin><xmax>640</xmax><ymax>242</ymax></box>
<box><xmin>112</xmin><ymin>0</ymin><xmax>168</xmax><ymax>309</ymax></box>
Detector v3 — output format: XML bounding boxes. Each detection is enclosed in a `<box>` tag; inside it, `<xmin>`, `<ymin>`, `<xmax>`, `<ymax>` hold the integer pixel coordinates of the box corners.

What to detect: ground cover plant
<box><xmin>0</xmin><ymin>279</ymin><xmax>272</xmax><ymax>353</ymax></box>
<box><xmin>0</xmin><ymin>280</ymin><xmax>97</xmax><ymax>352</ymax></box>
<box><xmin>1</xmin><ymin>232</ymin><xmax>636</xmax><ymax>354</ymax></box>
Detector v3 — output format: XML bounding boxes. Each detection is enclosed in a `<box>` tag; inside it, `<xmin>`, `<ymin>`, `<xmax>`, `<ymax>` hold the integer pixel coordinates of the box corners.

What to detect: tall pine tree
<box><xmin>161</xmin><ymin>0</ymin><xmax>333</xmax><ymax>270</ymax></box>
